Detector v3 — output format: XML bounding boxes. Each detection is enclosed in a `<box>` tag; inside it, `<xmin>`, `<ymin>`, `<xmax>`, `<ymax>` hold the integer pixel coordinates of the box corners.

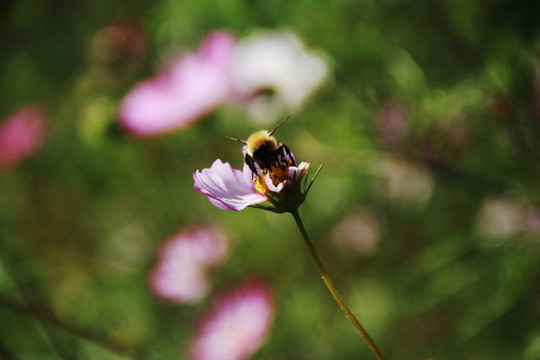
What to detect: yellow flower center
<box><xmin>254</xmin><ymin>177</ymin><xmax>268</xmax><ymax>194</ymax></box>
<box><xmin>253</xmin><ymin>164</ymin><xmax>290</xmax><ymax>194</ymax></box>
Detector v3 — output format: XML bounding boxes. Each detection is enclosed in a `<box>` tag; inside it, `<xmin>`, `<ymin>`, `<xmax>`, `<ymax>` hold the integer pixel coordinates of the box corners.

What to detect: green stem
<box><xmin>291</xmin><ymin>210</ymin><xmax>385</xmax><ymax>360</ymax></box>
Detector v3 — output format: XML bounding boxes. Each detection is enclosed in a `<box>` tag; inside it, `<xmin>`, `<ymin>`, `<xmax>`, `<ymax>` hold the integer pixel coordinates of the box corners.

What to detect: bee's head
<box><xmin>226</xmin><ymin>115</ymin><xmax>291</xmax><ymax>156</ymax></box>
<box><xmin>246</xmin><ymin>130</ymin><xmax>278</xmax><ymax>157</ymax></box>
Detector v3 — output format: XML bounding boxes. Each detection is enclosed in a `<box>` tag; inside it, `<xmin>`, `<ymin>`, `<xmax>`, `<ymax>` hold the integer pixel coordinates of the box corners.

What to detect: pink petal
<box><xmin>193</xmin><ymin>159</ymin><xmax>266</xmax><ymax>211</ymax></box>
<box><xmin>0</xmin><ymin>106</ymin><xmax>48</xmax><ymax>170</ymax></box>
<box><xmin>119</xmin><ymin>31</ymin><xmax>236</xmax><ymax>137</ymax></box>
<box><xmin>287</xmin><ymin>161</ymin><xmax>310</xmax><ymax>182</ymax></box>
<box><xmin>189</xmin><ymin>280</ymin><xmax>274</xmax><ymax>360</ymax></box>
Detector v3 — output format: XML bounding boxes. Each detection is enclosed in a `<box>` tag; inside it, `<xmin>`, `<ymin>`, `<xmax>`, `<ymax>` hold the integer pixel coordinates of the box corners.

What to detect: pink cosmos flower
<box><xmin>189</xmin><ymin>279</ymin><xmax>274</xmax><ymax>360</ymax></box>
<box><xmin>194</xmin><ymin>140</ymin><xmax>313</xmax><ymax>213</ymax></box>
<box><xmin>148</xmin><ymin>226</ymin><xmax>228</xmax><ymax>303</ymax></box>
<box><xmin>119</xmin><ymin>31</ymin><xmax>236</xmax><ymax>137</ymax></box>
<box><xmin>0</xmin><ymin>106</ymin><xmax>48</xmax><ymax>170</ymax></box>
<box><xmin>193</xmin><ymin>159</ymin><xmax>268</xmax><ymax>211</ymax></box>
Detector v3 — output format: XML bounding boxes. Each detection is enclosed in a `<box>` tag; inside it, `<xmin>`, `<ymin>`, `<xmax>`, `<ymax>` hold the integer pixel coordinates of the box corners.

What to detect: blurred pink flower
<box><xmin>119</xmin><ymin>31</ymin><xmax>236</xmax><ymax>137</ymax></box>
<box><xmin>331</xmin><ymin>209</ymin><xmax>382</xmax><ymax>257</ymax></box>
<box><xmin>0</xmin><ymin>106</ymin><xmax>48</xmax><ymax>170</ymax></box>
<box><xmin>189</xmin><ymin>279</ymin><xmax>274</xmax><ymax>360</ymax></box>
<box><xmin>377</xmin><ymin>101</ymin><xmax>408</xmax><ymax>151</ymax></box>
<box><xmin>91</xmin><ymin>19</ymin><xmax>146</xmax><ymax>63</ymax></box>
<box><xmin>148</xmin><ymin>226</ymin><xmax>229</xmax><ymax>303</ymax></box>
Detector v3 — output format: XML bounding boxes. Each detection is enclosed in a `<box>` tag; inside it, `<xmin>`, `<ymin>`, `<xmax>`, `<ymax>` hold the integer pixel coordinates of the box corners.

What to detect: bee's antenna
<box><xmin>269</xmin><ymin>114</ymin><xmax>292</xmax><ymax>136</ymax></box>
<box><xmin>226</xmin><ymin>136</ymin><xmax>248</xmax><ymax>144</ymax></box>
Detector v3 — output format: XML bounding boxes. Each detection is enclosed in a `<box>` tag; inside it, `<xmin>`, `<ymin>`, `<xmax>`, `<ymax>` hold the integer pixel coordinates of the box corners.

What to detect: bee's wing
<box><xmin>275</xmin><ymin>144</ymin><xmax>297</xmax><ymax>167</ymax></box>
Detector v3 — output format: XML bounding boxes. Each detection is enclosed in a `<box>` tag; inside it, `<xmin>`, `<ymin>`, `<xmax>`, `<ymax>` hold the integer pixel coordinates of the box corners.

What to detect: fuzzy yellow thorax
<box><xmin>246</xmin><ymin>130</ymin><xmax>278</xmax><ymax>156</ymax></box>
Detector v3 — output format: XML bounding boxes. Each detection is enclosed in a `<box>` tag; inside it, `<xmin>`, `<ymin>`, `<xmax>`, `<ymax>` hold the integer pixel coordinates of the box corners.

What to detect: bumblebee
<box><xmin>228</xmin><ymin>116</ymin><xmax>297</xmax><ymax>186</ymax></box>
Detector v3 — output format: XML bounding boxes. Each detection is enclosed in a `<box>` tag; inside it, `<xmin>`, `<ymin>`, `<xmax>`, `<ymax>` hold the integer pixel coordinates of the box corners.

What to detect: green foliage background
<box><xmin>1</xmin><ymin>0</ymin><xmax>539</xmax><ymax>359</ymax></box>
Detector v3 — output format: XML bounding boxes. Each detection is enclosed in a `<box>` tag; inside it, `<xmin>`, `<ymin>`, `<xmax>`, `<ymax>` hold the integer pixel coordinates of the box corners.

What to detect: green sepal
<box><xmin>303</xmin><ymin>163</ymin><xmax>324</xmax><ymax>199</ymax></box>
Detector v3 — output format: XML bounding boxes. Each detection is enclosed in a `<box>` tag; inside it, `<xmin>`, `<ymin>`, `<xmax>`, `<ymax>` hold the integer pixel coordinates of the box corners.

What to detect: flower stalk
<box><xmin>291</xmin><ymin>210</ymin><xmax>386</xmax><ymax>360</ymax></box>
<box><xmin>193</xmin><ymin>122</ymin><xmax>385</xmax><ymax>359</ymax></box>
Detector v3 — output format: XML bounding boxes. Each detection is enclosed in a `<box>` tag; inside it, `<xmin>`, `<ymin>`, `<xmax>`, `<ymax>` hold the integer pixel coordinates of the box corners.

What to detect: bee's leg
<box><xmin>245</xmin><ymin>154</ymin><xmax>258</xmax><ymax>178</ymax></box>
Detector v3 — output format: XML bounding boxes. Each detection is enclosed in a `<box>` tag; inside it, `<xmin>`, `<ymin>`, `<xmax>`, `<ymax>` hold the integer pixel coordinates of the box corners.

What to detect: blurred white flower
<box><xmin>331</xmin><ymin>209</ymin><xmax>382</xmax><ymax>257</ymax></box>
<box><xmin>231</xmin><ymin>29</ymin><xmax>330</xmax><ymax>123</ymax></box>
<box><xmin>0</xmin><ymin>106</ymin><xmax>48</xmax><ymax>170</ymax></box>
<box><xmin>148</xmin><ymin>226</ymin><xmax>229</xmax><ymax>303</ymax></box>
<box><xmin>369</xmin><ymin>157</ymin><xmax>434</xmax><ymax>205</ymax></box>
<box><xmin>189</xmin><ymin>279</ymin><xmax>274</xmax><ymax>360</ymax></box>
<box><xmin>475</xmin><ymin>197</ymin><xmax>540</xmax><ymax>244</ymax></box>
